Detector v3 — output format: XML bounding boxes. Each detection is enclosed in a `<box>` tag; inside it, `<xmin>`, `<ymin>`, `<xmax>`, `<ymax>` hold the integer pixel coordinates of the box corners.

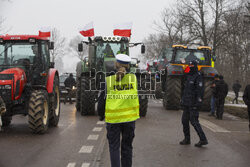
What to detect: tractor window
<box><xmin>0</xmin><ymin>42</ymin><xmax>38</xmax><ymax>66</ymax></box>
<box><xmin>96</xmin><ymin>42</ymin><xmax>128</xmax><ymax>59</ymax></box>
<box><xmin>175</xmin><ymin>50</ymin><xmax>209</xmax><ymax>65</ymax></box>
<box><xmin>41</xmin><ymin>42</ymin><xmax>50</xmax><ymax>68</ymax></box>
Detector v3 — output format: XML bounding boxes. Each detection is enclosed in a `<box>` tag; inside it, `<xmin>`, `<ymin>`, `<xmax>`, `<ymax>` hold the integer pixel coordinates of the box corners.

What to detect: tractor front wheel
<box><xmin>28</xmin><ymin>90</ymin><xmax>49</xmax><ymax>134</ymax></box>
<box><xmin>49</xmin><ymin>77</ymin><xmax>61</xmax><ymax>126</ymax></box>
<box><xmin>80</xmin><ymin>77</ymin><xmax>95</xmax><ymax>116</ymax></box>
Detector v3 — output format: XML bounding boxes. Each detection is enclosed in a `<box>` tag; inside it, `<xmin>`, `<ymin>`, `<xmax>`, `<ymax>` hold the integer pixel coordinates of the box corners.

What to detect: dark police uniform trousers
<box><xmin>182</xmin><ymin>106</ymin><xmax>207</xmax><ymax>141</ymax></box>
<box><xmin>106</xmin><ymin>121</ymin><xmax>135</xmax><ymax>167</ymax></box>
<box><xmin>181</xmin><ymin>70</ymin><xmax>207</xmax><ymax>142</ymax></box>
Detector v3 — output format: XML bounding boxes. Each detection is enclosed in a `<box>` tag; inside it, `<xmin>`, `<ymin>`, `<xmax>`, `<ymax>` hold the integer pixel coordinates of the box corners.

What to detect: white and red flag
<box><xmin>39</xmin><ymin>27</ymin><xmax>51</xmax><ymax>37</ymax></box>
<box><xmin>113</xmin><ymin>22</ymin><xmax>133</xmax><ymax>37</ymax></box>
<box><xmin>79</xmin><ymin>22</ymin><xmax>95</xmax><ymax>37</ymax></box>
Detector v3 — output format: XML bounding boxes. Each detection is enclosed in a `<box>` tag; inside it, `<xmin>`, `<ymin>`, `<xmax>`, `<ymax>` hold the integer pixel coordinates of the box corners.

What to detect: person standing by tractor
<box><xmin>98</xmin><ymin>54</ymin><xmax>140</xmax><ymax>167</ymax></box>
<box><xmin>64</xmin><ymin>73</ymin><xmax>76</xmax><ymax>104</ymax></box>
<box><xmin>214</xmin><ymin>75</ymin><xmax>228</xmax><ymax>120</ymax></box>
<box><xmin>180</xmin><ymin>60</ymin><xmax>208</xmax><ymax>147</ymax></box>
<box><xmin>243</xmin><ymin>84</ymin><xmax>250</xmax><ymax>131</ymax></box>
<box><xmin>208</xmin><ymin>74</ymin><xmax>219</xmax><ymax>116</ymax></box>
<box><xmin>232</xmin><ymin>80</ymin><xmax>242</xmax><ymax>104</ymax></box>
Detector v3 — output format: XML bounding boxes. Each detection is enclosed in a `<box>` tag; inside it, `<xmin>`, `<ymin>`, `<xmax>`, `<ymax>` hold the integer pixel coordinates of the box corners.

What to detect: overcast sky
<box><xmin>0</xmin><ymin>0</ymin><xmax>175</xmax><ymax>72</ymax></box>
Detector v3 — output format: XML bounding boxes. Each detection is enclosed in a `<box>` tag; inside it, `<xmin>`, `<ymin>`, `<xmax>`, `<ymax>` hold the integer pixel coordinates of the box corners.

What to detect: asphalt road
<box><xmin>0</xmin><ymin>100</ymin><xmax>250</xmax><ymax>167</ymax></box>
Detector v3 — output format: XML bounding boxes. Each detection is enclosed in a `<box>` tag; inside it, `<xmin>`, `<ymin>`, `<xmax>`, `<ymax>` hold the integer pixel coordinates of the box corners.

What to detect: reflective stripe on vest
<box><xmin>105</xmin><ymin>73</ymin><xmax>140</xmax><ymax>123</ymax></box>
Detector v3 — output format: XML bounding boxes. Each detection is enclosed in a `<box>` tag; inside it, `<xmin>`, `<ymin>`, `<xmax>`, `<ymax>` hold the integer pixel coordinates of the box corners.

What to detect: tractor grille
<box><xmin>0</xmin><ymin>74</ymin><xmax>14</xmax><ymax>80</ymax></box>
<box><xmin>0</xmin><ymin>85</ymin><xmax>12</xmax><ymax>103</ymax></box>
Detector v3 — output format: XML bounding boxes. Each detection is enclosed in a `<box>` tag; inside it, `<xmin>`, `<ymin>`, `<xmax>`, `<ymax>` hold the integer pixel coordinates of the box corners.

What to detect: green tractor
<box><xmin>161</xmin><ymin>45</ymin><xmax>217</xmax><ymax>111</ymax></box>
<box><xmin>76</xmin><ymin>36</ymin><xmax>148</xmax><ymax>117</ymax></box>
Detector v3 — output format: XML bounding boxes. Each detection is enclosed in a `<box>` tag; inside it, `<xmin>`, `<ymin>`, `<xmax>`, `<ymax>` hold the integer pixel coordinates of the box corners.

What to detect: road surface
<box><xmin>0</xmin><ymin>100</ymin><xmax>249</xmax><ymax>167</ymax></box>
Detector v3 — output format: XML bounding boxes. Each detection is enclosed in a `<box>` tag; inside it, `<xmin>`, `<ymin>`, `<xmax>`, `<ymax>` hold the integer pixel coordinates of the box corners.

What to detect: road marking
<box><xmin>60</xmin><ymin>122</ymin><xmax>74</xmax><ymax>135</ymax></box>
<box><xmin>97</xmin><ymin>121</ymin><xmax>105</xmax><ymax>125</ymax></box>
<box><xmin>67</xmin><ymin>163</ymin><xmax>76</xmax><ymax>167</ymax></box>
<box><xmin>81</xmin><ymin>163</ymin><xmax>90</xmax><ymax>167</ymax></box>
<box><xmin>200</xmin><ymin>118</ymin><xmax>230</xmax><ymax>133</ymax></box>
<box><xmin>223</xmin><ymin>113</ymin><xmax>240</xmax><ymax>121</ymax></box>
<box><xmin>93</xmin><ymin>127</ymin><xmax>103</xmax><ymax>132</ymax></box>
<box><xmin>87</xmin><ymin>134</ymin><xmax>99</xmax><ymax>140</ymax></box>
<box><xmin>79</xmin><ymin>146</ymin><xmax>94</xmax><ymax>153</ymax></box>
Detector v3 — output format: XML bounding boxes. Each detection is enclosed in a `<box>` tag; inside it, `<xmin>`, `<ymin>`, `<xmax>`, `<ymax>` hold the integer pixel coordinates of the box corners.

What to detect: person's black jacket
<box><xmin>182</xmin><ymin>72</ymin><xmax>204</xmax><ymax>107</ymax></box>
<box><xmin>214</xmin><ymin>79</ymin><xmax>228</xmax><ymax>100</ymax></box>
<box><xmin>232</xmin><ymin>83</ymin><xmax>241</xmax><ymax>93</ymax></box>
<box><xmin>64</xmin><ymin>76</ymin><xmax>76</xmax><ymax>89</ymax></box>
<box><xmin>243</xmin><ymin>85</ymin><xmax>250</xmax><ymax>106</ymax></box>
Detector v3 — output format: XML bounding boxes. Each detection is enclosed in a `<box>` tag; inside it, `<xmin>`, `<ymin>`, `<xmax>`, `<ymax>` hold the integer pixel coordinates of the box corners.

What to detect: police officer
<box><xmin>180</xmin><ymin>60</ymin><xmax>208</xmax><ymax>147</ymax></box>
<box><xmin>243</xmin><ymin>84</ymin><xmax>250</xmax><ymax>131</ymax></box>
<box><xmin>64</xmin><ymin>73</ymin><xmax>76</xmax><ymax>104</ymax></box>
<box><xmin>98</xmin><ymin>54</ymin><xmax>140</xmax><ymax>167</ymax></box>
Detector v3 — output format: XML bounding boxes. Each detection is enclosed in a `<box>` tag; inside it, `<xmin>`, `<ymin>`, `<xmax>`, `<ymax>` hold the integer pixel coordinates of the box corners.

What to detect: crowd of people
<box><xmin>208</xmin><ymin>75</ymin><xmax>250</xmax><ymax>131</ymax></box>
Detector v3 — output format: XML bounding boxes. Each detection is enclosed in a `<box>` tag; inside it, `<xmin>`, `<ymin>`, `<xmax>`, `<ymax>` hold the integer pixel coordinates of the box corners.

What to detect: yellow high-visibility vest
<box><xmin>105</xmin><ymin>73</ymin><xmax>140</xmax><ymax>123</ymax></box>
<box><xmin>211</xmin><ymin>58</ymin><xmax>215</xmax><ymax>67</ymax></box>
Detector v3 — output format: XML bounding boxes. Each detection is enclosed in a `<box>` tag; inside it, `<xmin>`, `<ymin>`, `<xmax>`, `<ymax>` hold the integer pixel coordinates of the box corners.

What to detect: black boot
<box><xmin>179</xmin><ymin>138</ymin><xmax>190</xmax><ymax>145</ymax></box>
<box><xmin>194</xmin><ymin>140</ymin><xmax>208</xmax><ymax>147</ymax></box>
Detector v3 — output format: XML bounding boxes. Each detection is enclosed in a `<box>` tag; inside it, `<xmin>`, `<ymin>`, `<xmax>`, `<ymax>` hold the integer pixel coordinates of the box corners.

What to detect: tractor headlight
<box><xmin>86</xmin><ymin>62</ymin><xmax>89</xmax><ymax>66</ymax></box>
<box><xmin>72</xmin><ymin>86</ymin><xmax>76</xmax><ymax>90</ymax></box>
<box><xmin>0</xmin><ymin>38</ymin><xmax>3</xmax><ymax>43</ymax></box>
<box><xmin>136</xmin><ymin>64</ymin><xmax>138</xmax><ymax>67</ymax></box>
<box><xmin>103</xmin><ymin>36</ymin><xmax>108</xmax><ymax>41</ymax></box>
<box><xmin>5</xmin><ymin>85</ymin><xmax>11</xmax><ymax>89</ymax></box>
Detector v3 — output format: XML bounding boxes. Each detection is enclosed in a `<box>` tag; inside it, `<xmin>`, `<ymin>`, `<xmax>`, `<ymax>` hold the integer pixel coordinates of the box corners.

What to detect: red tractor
<box><xmin>0</xmin><ymin>34</ymin><xmax>60</xmax><ymax>133</ymax></box>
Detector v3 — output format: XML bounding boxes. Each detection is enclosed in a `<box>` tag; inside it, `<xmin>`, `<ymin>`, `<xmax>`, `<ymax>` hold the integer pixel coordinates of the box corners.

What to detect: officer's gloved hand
<box><xmin>194</xmin><ymin>98</ymin><xmax>202</xmax><ymax>110</ymax></box>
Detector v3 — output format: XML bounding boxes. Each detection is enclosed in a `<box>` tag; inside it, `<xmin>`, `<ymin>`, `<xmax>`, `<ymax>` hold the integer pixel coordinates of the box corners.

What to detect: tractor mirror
<box><xmin>50</xmin><ymin>62</ymin><xmax>55</xmax><ymax>68</ymax></box>
<box><xmin>141</xmin><ymin>45</ymin><xmax>145</xmax><ymax>54</ymax></box>
<box><xmin>49</xmin><ymin>42</ymin><xmax>54</xmax><ymax>50</ymax></box>
<box><xmin>78</xmin><ymin>43</ymin><xmax>83</xmax><ymax>52</ymax></box>
<box><xmin>138</xmin><ymin>60</ymin><xmax>140</xmax><ymax>64</ymax></box>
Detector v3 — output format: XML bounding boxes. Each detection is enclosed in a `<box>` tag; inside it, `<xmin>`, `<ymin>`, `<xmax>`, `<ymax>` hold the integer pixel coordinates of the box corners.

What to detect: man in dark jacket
<box><xmin>64</xmin><ymin>73</ymin><xmax>76</xmax><ymax>104</ymax></box>
<box><xmin>232</xmin><ymin>80</ymin><xmax>241</xmax><ymax>104</ymax></box>
<box><xmin>209</xmin><ymin>74</ymin><xmax>219</xmax><ymax>116</ymax></box>
<box><xmin>243</xmin><ymin>84</ymin><xmax>250</xmax><ymax>131</ymax></box>
<box><xmin>180</xmin><ymin>60</ymin><xmax>208</xmax><ymax>147</ymax></box>
<box><xmin>214</xmin><ymin>75</ymin><xmax>228</xmax><ymax>120</ymax></box>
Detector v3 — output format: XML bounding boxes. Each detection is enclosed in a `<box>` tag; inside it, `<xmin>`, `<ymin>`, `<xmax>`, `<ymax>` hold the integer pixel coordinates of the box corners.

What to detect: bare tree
<box><xmin>50</xmin><ymin>28</ymin><xmax>66</xmax><ymax>73</ymax></box>
<box><xmin>68</xmin><ymin>35</ymin><xmax>88</xmax><ymax>60</ymax></box>
<box><xmin>50</xmin><ymin>28</ymin><xmax>66</xmax><ymax>62</ymax></box>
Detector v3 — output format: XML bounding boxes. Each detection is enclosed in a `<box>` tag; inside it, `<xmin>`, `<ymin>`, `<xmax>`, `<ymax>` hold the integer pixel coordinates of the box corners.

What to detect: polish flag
<box><xmin>113</xmin><ymin>22</ymin><xmax>133</xmax><ymax>37</ymax></box>
<box><xmin>79</xmin><ymin>22</ymin><xmax>95</xmax><ymax>37</ymax></box>
<box><xmin>39</xmin><ymin>27</ymin><xmax>51</xmax><ymax>37</ymax></box>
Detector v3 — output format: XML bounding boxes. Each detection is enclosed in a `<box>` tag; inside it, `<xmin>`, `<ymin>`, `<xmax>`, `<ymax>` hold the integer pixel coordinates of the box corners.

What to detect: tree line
<box><xmin>143</xmin><ymin>0</ymin><xmax>250</xmax><ymax>89</ymax></box>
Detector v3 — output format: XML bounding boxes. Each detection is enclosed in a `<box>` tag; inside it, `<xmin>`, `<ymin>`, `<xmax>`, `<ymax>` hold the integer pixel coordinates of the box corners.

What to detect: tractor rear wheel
<box><xmin>155</xmin><ymin>82</ymin><xmax>163</xmax><ymax>99</ymax></box>
<box><xmin>28</xmin><ymin>90</ymin><xmax>49</xmax><ymax>134</ymax></box>
<box><xmin>49</xmin><ymin>77</ymin><xmax>60</xmax><ymax>126</ymax></box>
<box><xmin>163</xmin><ymin>76</ymin><xmax>182</xmax><ymax>110</ymax></box>
<box><xmin>138</xmin><ymin>76</ymin><xmax>148</xmax><ymax>117</ymax></box>
<box><xmin>80</xmin><ymin>77</ymin><xmax>95</xmax><ymax>116</ymax></box>
<box><xmin>200</xmin><ymin>78</ymin><xmax>213</xmax><ymax>112</ymax></box>
<box><xmin>1</xmin><ymin>116</ymin><xmax>11</xmax><ymax>127</ymax></box>
<box><xmin>76</xmin><ymin>78</ymin><xmax>81</xmax><ymax>112</ymax></box>
<box><xmin>139</xmin><ymin>96</ymin><xmax>148</xmax><ymax>117</ymax></box>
